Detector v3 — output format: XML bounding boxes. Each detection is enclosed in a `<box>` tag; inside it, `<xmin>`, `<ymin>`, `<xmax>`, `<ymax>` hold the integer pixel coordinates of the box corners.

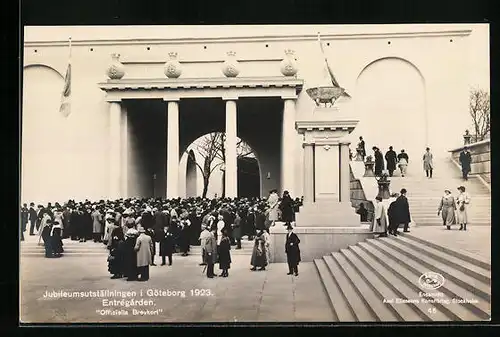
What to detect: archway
<box><xmin>22</xmin><ymin>64</ymin><xmax>67</xmax><ymax>204</ymax></box>
<box><xmin>352</xmin><ymin>57</ymin><xmax>426</xmax><ymax>161</ymax></box>
<box><xmin>182</xmin><ymin>132</ymin><xmax>261</xmax><ymax>198</ymax></box>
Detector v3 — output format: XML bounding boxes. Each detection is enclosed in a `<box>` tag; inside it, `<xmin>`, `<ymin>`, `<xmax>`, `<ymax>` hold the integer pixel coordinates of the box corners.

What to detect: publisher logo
<box><xmin>418</xmin><ymin>272</ymin><xmax>445</xmax><ymax>290</ymax></box>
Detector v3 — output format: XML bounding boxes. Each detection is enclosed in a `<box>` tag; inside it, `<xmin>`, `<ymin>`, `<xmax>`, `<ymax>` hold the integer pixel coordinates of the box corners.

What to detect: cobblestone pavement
<box><xmin>20</xmin><ymin>253</ymin><xmax>334</xmax><ymax>323</ymax></box>
<box><xmin>408</xmin><ymin>226</ymin><xmax>491</xmax><ymax>262</ymax></box>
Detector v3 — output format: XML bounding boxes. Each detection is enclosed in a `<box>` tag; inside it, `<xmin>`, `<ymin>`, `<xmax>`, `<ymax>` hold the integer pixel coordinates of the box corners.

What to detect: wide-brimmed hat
<box><xmin>444</xmin><ymin>189</ymin><xmax>452</xmax><ymax>194</ymax></box>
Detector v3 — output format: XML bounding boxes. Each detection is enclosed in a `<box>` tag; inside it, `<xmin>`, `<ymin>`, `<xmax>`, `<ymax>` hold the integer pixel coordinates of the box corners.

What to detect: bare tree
<box><xmin>469</xmin><ymin>88</ymin><xmax>490</xmax><ymax>142</ymax></box>
<box><xmin>212</xmin><ymin>133</ymin><xmax>255</xmax><ymax>197</ymax></box>
<box><xmin>186</xmin><ymin>132</ymin><xmax>225</xmax><ymax>198</ymax></box>
<box><xmin>187</xmin><ymin>132</ymin><xmax>255</xmax><ymax>198</ymax></box>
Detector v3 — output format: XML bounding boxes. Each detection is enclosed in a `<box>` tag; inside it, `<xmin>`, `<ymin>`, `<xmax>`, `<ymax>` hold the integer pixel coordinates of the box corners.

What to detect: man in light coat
<box><xmin>134</xmin><ymin>225</ymin><xmax>154</xmax><ymax>281</ymax></box>
<box><xmin>202</xmin><ymin>228</ymin><xmax>217</xmax><ymax>278</ymax></box>
<box><xmin>198</xmin><ymin>224</ymin><xmax>211</xmax><ymax>266</ymax></box>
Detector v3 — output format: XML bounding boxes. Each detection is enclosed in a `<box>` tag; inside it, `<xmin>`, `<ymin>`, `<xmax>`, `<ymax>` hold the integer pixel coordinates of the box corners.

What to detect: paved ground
<box><xmin>20</xmin><ymin>252</ymin><xmax>334</xmax><ymax>323</ymax></box>
<box><xmin>408</xmin><ymin>226</ymin><xmax>491</xmax><ymax>262</ymax></box>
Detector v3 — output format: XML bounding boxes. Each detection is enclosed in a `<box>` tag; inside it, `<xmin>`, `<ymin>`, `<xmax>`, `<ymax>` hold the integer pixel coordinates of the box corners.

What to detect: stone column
<box><xmin>120</xmin><ymin>104</ymin><xmax>128</xmax><ymax>197</ymax></box>
<box><xmin>109</xmin><ymin>101</ymin><xmax>122</xmax><ymax>199</ymax></box>
<box><xmin>339</xmin><ymin>141</ymin><xmax>351</xmax><ymax>203</ymax></box>
<box><xmin>281</xmin><ymin>98</ymin><xmax>296</xmax><ymax>197</ymax></box>
<box><xmin>302</xmin><ymin>143</ymin><xmax>314</xmax><ymax>204</ymax></box>
<box><xmin>224</xmin><ymin>99</ymin><xmax>238</xmax><ymax>198</ymax></box>
<box><xmin>166</xmin><ymin>99</ymin><xmax>179</xmax><ymax>199</ymax></box>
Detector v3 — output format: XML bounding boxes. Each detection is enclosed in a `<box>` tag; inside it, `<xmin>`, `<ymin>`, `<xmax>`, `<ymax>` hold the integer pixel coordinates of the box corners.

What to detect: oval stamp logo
<box><xmin>418</xmin><ymin>272</ymin><xmax>445</xmax><ymax>290</ymax></box>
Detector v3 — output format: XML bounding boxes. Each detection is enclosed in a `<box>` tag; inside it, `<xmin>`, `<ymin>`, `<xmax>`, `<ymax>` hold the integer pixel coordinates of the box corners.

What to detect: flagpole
<box><xmin>68</xmin><ymin>36</ymin><xmax>72</xmax><ymax>61</ymax></box>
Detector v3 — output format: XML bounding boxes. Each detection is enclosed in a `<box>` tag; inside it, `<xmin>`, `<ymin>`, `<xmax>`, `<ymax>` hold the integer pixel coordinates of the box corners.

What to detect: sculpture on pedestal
<box><xmin>463</xmin><ymin>129</ymin><xmax>472</xmax><ymax>145</ymax></box>
<box><xmin>363</xmin><ymin>156</ymin><xmax>375</xmax><ymax>177</ymax></box>
<box><xmin>306</xmin><ymin>33</ymin><xmax>351</xmax><ymax>107</ymax></box>
<box><xmin>375</xmin><ymin>172</ymin><xmax>391</xmax><ymax>199</ymax></box>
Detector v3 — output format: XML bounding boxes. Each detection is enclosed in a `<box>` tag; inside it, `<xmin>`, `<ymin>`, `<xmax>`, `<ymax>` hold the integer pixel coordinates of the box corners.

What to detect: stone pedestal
<box><xmin>364</xmin><ymin>162</ymin><xmax>375</xmax><ymax>177</ymax></box>
<box><xmin>268</xmin><ymin>224</ymin><xmax>373</xmax><ymax>263</ymax></box>
<box><xmin>268</xmin><ymin>106</ymin><xmax>373</xmax><ymax>263</ymax></box>
<box><xmin>377</xmin><ymin>181</ymin><xmax>391</xmax><ymax>199</ymax></box>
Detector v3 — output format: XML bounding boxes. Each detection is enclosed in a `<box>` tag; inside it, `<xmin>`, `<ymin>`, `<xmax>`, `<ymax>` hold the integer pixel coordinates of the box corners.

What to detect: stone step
<box><xmin>313</xmin><ymin>259</ymin><xmax>354</xmax><ymax>322</ymax></box>
<box><xmin>336</xmin><ymin>249</ymin><xmax>402</xmax><ymax>321</ymax></box>
<box><xmin>399</xmin><ymin>232</ymin><xmax>491</xmax><ymax>271</ymax></box>
<box><xmin>322</xmin><ymin>255</ymin><xmax>374</xmax><ymax>321</ymax></box>
<box><xmin>357</xmin><ymin>242</ymin><xmax>482</xmax><ymax>321</ymax></box>
<box><xmin>365</xmin><ymin>239</ymin><xmax>490</xmax><ymax>320</ymax></box>
<box><xmin>379</xmin><ymin>238</ymin><xmax>490</xmax><ymax>301</ymax></box>
<box><xmin>348</xmin><ymin>245</ymin><xmax>449</xmax><ymax>321</ymax></box>
<box><xmin>391</xmin><ymin>235</ymin><xmax>490</xmax><ymax>285</ymax></box>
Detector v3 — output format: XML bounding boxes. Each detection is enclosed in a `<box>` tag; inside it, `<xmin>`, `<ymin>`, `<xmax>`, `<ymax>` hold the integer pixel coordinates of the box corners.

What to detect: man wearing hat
<box><xmin>28</xmin><ymin>202</ymin><xmax>37</xmax><ymax>236</ymax></box>
<box><xmin>393</xmin><ymin>189</ymin><xmax>412</xmax><ymax>233</ymax></box>
<box><xmin>202</xmin><ymin>227</ymin><xmax>217</xmax><ymax>278</ymax></box>
<box><xmin>285</xmin><ymin>223</ymin><xmax>301</xmax><ymax>276</ymax></box>
<box><xmin>134</xmin><ymin>225</ymin><xmax>154</xmax><ymax>281</ymax></box>
<box><xmin>198</xmin><ymin>224</ymin><xmax>211</xmax><ymax>266</ymax></box>
<box><xmin>459</xmin><ymin>146</ymin><xmax>472</xmax><ymax>181</ymax></box>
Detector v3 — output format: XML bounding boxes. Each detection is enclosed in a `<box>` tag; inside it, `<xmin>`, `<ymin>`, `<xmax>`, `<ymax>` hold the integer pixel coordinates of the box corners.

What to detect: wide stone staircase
<box><xmin>388</xmin><ymin>157</ymin><xmax>490</xmax><ymax>227</ymax></box>
<box><xmin>20</xmin><ymin>235</ymin><xmax>255</xmax><ymax>257</ymax></box>
<box><xmin>314</xmin><ymin>232</ymin><xmax>491</xmax><ymax>321</ymax></box>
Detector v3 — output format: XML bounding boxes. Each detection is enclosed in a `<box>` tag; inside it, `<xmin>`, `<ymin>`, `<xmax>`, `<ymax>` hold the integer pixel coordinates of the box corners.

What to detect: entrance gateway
<box><xmin>99</xmin><ymin>68</ymin><xmax>372</xmax><ymax>263</ymax></box>
<box><xmin>98</xmin><ymin>76</ymin><xmax>303</xmax><ymax>200</ymax></box>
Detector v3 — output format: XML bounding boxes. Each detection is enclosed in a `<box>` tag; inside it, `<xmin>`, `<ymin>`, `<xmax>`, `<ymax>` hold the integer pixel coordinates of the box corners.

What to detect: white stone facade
<box><xmin>22</xmin><ymin>25</ymin><xmax>485</xmax><ymax>203</ymax></box>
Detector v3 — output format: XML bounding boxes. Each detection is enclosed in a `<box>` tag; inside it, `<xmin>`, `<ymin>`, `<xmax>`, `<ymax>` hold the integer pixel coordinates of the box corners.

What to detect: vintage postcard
<box><xmin>20</xmin><ymin>24</ymin><xmax>490</xmax><ymax>323</ymax></box>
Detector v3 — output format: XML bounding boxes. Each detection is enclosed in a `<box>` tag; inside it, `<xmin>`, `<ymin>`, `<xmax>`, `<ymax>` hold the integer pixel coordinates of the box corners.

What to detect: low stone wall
<box><xmin>350</xmin><ymin>165</ymin><xmax>375</xmax><ymax>222</ymax></box>
<box><xmin>449</xmin><ymin>139</ymin><xmax>490</xmax><ymax>183</ymax></box>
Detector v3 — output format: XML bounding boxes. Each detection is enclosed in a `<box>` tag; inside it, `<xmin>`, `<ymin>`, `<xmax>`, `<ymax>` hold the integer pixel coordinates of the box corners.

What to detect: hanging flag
<box><xmin>60</xmin><ymin>37</ymin><xmax>72</xmax><ymax>117</ymax></box>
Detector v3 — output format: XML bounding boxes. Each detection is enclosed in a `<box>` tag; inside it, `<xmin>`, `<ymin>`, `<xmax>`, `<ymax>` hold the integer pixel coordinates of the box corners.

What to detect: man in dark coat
<box><xmin>285</xmin><ymin>223</ymin><xmax>301</xmax><ymax>276</ymax></box>
<box><xmin>159</xmin><ymin>226</ymin><xmax>175</xmax><ymax>266</ymax></box>
<box><xmin>279</xmin><ymin>190</ymin><xmax>295</xmax><ymax>224</ymax></box>
<box><xmin>28</xmin><ymin>203</ymin><xmax>37</xmax><ymax>235</ymax></box>
<box><xmin>384</xmin><ymin>146</ymin><xmax>397</xmax><ymax>177</ymax></box>
<box><xmin>393</xmin><ymin>188</ymin><xmax>412</xmax><ymax>233</ymax></box>
<box><xmin>231</xmin><ymin>211</ymin><xmax>242</xmax><ymax>249</ymax></box>
<box><xmin>21</xmin><ymin>203</ymin><xmax>28</xmax><ymax>241</ymax></box>
<box><xmin>373</xmin><ymin>147</ymin><xmax>385</xmax><ymax>176</ymax></box>
<box><xmin>459</xmin><ymin>146</ymin><xmax>472</xmax><ymax>181</ymax></box>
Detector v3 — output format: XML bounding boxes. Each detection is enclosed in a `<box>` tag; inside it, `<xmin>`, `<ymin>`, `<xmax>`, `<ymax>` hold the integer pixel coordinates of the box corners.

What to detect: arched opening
<box><xmin>186</xmin><ymin>149</ymin><xmax>197</xmax><ymax>197</ymax></box>
<box><xmin>352</xmin><ymin>57</ymin><xmax>426</xmax><ymax>163</ymax></box>
<box><xmin>182</xmin><ymin>132</ymin><xmax>261</xmax><ymax>198</ymax></box>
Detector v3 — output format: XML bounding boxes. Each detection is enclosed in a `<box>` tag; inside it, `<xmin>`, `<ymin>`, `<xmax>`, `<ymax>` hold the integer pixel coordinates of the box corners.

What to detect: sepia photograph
<box><xmin>20</xmin><ymin>24</ymin><xmax>490</xmax><ymax>323</ymax></box>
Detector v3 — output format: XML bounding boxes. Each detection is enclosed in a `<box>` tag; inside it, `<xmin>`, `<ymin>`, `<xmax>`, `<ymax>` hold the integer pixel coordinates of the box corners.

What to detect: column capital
<box><xmin>302</xmin><ymin>142</ymin><xmax>315</xmax><ymax>148</ymax></box>
<box><xmin>108</xmin><ymin>98</ymin><xmax>122</xmax><ymax>103</ymax></box>
<box><xmin>222</xmin><ymin>95</ymin><xmax>239</xmax><ymax>101</ymax></box>
<box><xmin>281</xmin><ymin>95</ymin><xmax>298</xmax><ymax>101</ymax></box>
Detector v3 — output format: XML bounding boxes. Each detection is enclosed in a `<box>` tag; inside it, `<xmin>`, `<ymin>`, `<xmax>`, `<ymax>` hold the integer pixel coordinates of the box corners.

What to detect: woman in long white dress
<box><xmin>266</xmin><ymin>190</ymin><xmax>280</xmax><ymax>227</ymax></box>
<box><xmin>438</xmin><ymin>189</ymin><xmax>456</xmax><ymax>230</ymax></box>
<box><xmin>456</xmin><ymin>186</ymin><xmax>470</xmax><ymax>231</ymax></box>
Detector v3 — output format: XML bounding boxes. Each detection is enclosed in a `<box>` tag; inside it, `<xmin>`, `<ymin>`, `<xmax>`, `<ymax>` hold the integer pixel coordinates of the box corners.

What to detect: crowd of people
<box><xmin>20</xmin><ymin>190</ymin><xmax>304</xmax><ymax>279</ymax></box>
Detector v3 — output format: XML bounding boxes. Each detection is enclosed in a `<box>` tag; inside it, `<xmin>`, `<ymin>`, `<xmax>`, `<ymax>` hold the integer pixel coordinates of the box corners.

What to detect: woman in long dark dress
<box><xmin>108</xmin><ymin>226</ymin><xmax>125</xmax><ymax>279</ymax></box>
<box><xmin>250</xmin><ymin>229</ymin><xmax>268</xmax><ymax>271</ymax></box>
<box><xmin>279</xmin><ymin>190</ymin><xmax>295</xmax><ymax>224</ymax></box>
<box><xmin>218</xmin><ymin>230</ymin><xmax>231</xmax><ymax>277</ymax></box>
<box><xmin>123</xmin><ymin>225</ymin><xmax>139</xmax><ymax>281</ymax></box>
<box><xmin>51</xmin><ymin>219</ymin><xmax>64</xmax><ymax>257</ymax></box>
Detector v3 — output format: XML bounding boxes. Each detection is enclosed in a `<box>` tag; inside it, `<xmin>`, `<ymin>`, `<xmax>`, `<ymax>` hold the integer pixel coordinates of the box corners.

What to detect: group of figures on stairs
<box><xmin>354</xmin><ymin>137</ymin><xmax>473</xmax><ymax>181</ymax></box>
